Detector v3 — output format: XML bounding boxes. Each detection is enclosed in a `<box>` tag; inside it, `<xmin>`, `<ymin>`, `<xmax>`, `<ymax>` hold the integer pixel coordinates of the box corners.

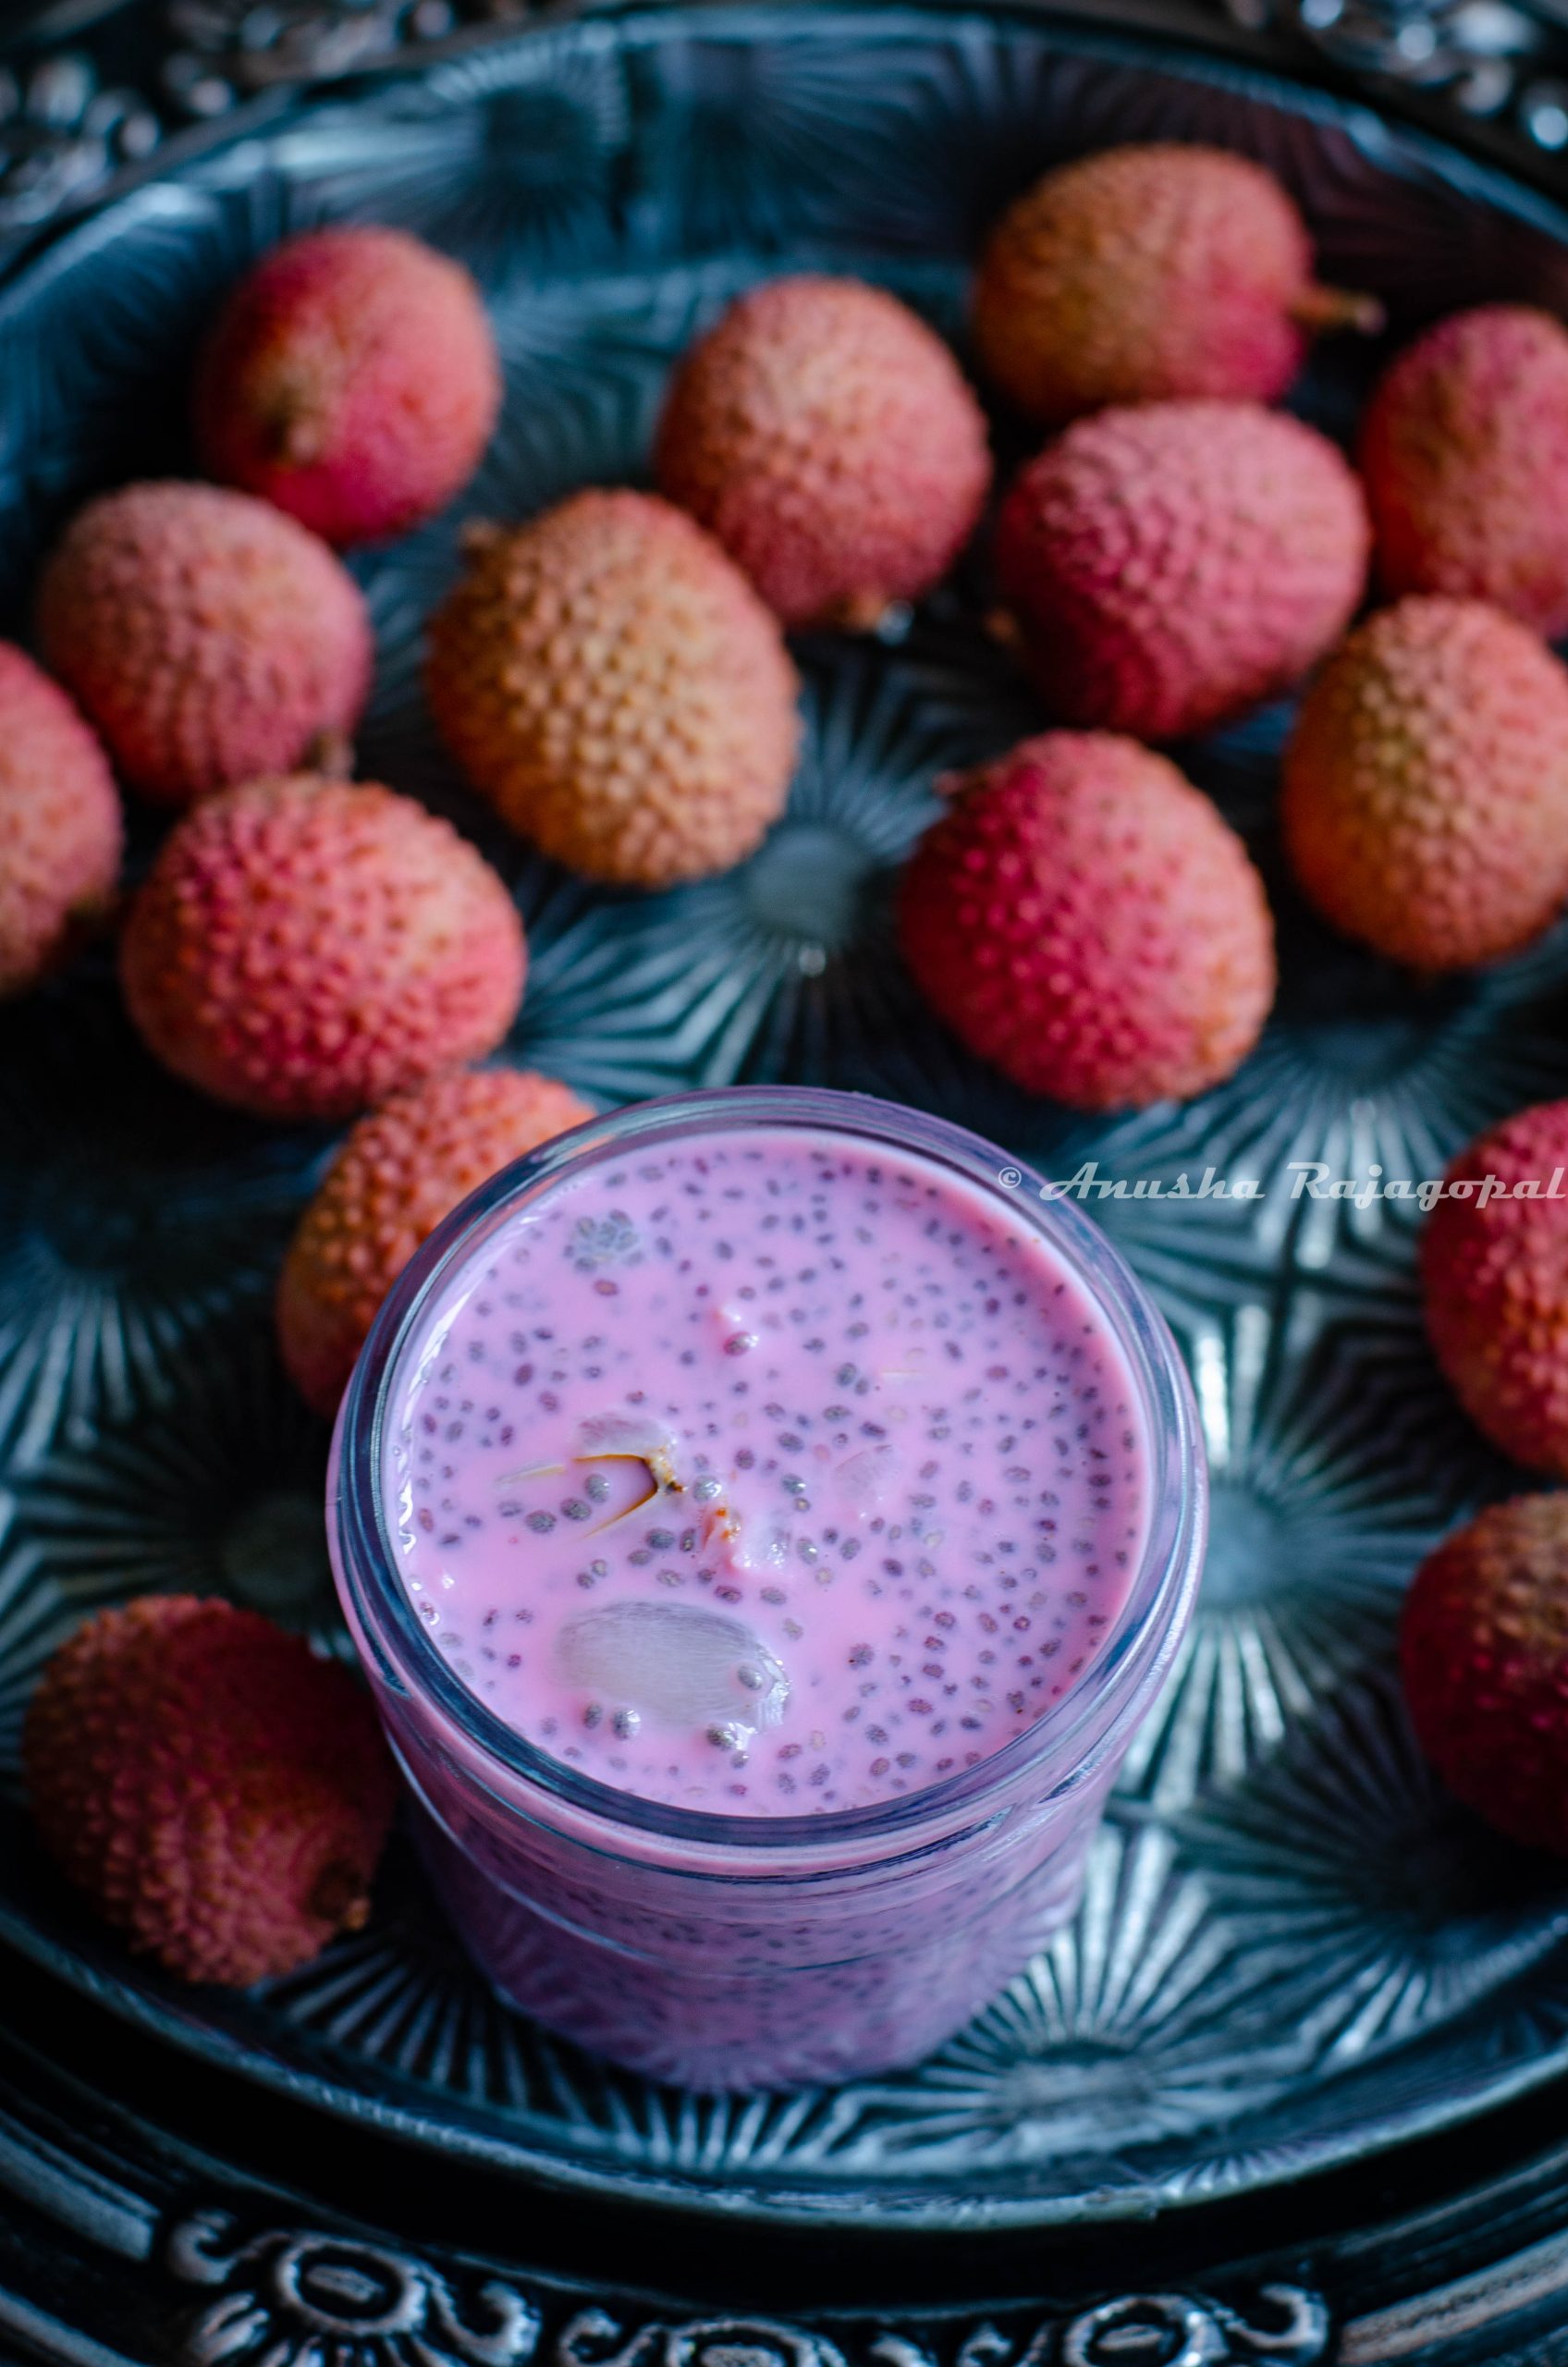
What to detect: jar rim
<box><xmin>331</xmin><ymin>1084</ymin><xmax>1207</xmax><ymax>1858</ymax></box>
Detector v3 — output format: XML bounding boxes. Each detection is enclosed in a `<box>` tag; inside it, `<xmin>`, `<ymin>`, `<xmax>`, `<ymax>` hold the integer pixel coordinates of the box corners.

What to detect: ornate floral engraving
<box><xmin>167</xmin><ymin>2210</ymin><xmax>541</xmax><ymax>2367</ymax></box>
<box><xmin>557</xmin><ymin>2292</ymin><xmax>1329</xmax><ymax>2367</ymax></box>
<box><xmin>144</xmin><ymin>0</ymin><xmax>1568</xmax><ymax>161</ymax></box>
<box><xmin>0</xmin><ymin>0</ymin><xmax>1560</xmax><ymax>262</ymax></box>
<box><xmin>0</xmin><ymin>50</ymin><xmax>158</xmax><ymax>233</ymax></box>
<box><xmin>159</xmin><ymin>0</ymin><xmax>524</xmax><ymax>116</ymax></box>
<box><xmin>1241</xmin><ymin>0</ymin><xmax>1568</xmax><ymax>147</ymax></box>
<box><xmin>1060</xmin><ymin>2287</ymin><xmax>1330</xmax><ymax>2364</ymax></box>
<box><xmin>557</xmin><ymin>2312</ymin><xmax>850</xmax><ymax>2367</ymax></box>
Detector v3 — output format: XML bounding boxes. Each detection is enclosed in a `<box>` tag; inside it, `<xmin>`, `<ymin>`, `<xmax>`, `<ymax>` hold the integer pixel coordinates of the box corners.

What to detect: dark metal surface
<box><xmin>6</xmin><ymin>0</ymin><xmax>1568</xmax><ymax>2356</ymax></box>
<box><xmin>14</xmin><ymin>0</ymin><xmax>1568</xmax><ymax>2236</ymax></box>
<box><xmin>15</xmin><ymin>1938</ymin><xmax>1568</xmax><ymax>2363</ymax></box>
<box><xmin>5</xmin><ymin>0</ymin><xmax>1568</xmax><ymax>239</ymax></box>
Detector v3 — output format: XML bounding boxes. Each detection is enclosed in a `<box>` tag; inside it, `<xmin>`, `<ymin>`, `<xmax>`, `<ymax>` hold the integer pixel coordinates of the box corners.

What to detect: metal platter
<box><xmin>6</xmin><ymin>0</ymin><xmax>1568</xmax><ymax>2236</ymax></box>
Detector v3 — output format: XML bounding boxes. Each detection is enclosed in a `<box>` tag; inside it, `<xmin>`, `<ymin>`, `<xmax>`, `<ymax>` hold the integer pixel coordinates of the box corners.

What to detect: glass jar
<box><xmin>330</xmin><ymin>1086</ymin><xmax>1206</xmax><ymax>2091</ymax></box>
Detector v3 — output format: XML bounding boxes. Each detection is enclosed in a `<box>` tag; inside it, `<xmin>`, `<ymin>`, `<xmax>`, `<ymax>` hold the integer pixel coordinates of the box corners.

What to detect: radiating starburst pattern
<box><xmin>1114</xmin><ymin>1286</ymin><xmax>1504</xmax><ymax>1807</ymax></box>
<box><xmin>821</xmin><ymin>1823</ymin><xmax>1305</xmax><ymax>2166</ymax></box>
<box><xmin>10</xmin><ymin>0</ymin><xmax>1568</xmax><ymax>2235</ymax></box>
<box><xmin>317</xmin><ymin>34</ymin><xmax>636</xmax><ymax>273</ymax></box>
<box><xmin>580</xmin><ymin>633</ymin><xmax>1035</xmax><ymax>1092</ymax></box>
<box><xmin>0</xmin><ymin>1327</ymin><xmax>337</xmax><ymax>1826</ymax></box>
<box><xmin>0</xmin><ymin>1327</ymin><xmax>336</xmax><ymax>1764</ymax></box>
<box><xmin>256</xmin><ymin>1822</ymin><xmax>1299</xmax><ymax>2185</ymax></box>
<box><xmin>1181</xmin><ymin>1672</ymin><xmax>1568</xmax><ymax>2067</ymax></box>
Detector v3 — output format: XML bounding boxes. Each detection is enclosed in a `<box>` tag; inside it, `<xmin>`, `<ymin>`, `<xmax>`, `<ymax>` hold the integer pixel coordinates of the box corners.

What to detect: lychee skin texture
<box><xmin>24</xmin><ymin>1595</ymin><xmax>396</xmax><ymax>1986</ymax></box>
<box><xmin>1421</xmin><ymin>1100</ymin><xmax>1568</xmax><ymax>1475</ymax></box>
<box><xmin>0</xmin><ymin>644</ymin><xmax>121</xmax><ymax>996</ymax></box>
<box><xmin>994</xmin><ymin>403</ymin><xmax>1369</xmax><ymax>741</ymax></box>
<box><xmin>655</xmin><ymin>275</ymin><xmax>991</xmax><ymax>629</ymax></box>
<box><xmin>898</xmin><ymin>732</ymin><xmax>1275</xmax><ymax>1110</ymax></box>
<box><xmin>278</xmin><ymin>1065</ymin><xmax>594</xmax><ymax>1416</ymax></box>
<box><xmin>195</xmin><ymin>227</ymin><xmax>502</xmax><ymax>547</ymax></box>
<box><xmin>974</xmin><ymin>144</ymin><xmax>1328</xmax><ymax>426</ymax></box>
<box><xmin>1402</xmin><ymin>1494</ymin><xmax>1568</xmax><ymax>1856</ymax></box>
<box><xmin>1282</xmin><ymin>597</ymin><xmax>1568</xmax><ymax>971</ymax></box>
<box><xmin>427</xmin><ymin>490</ymin><xmax>800</xmax><ymax>887</ymax></box>
<box><xmin>1360</xmin><ymin>305</ymin><xmax>1568</xmax><ymax>638</ymax></box>
<box><xmin>36</xmin><ymin>481</ymin><xmax>372</xmax><ymax>805</ymax></box>
<box><xmin>121</xmin><ymin>774</ymin><xmax>525</xmax><ymax>1122</ymax></box>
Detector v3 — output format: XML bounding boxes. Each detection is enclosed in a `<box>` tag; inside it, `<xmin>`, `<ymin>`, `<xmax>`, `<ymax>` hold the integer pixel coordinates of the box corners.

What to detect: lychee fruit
<box><xmin>898</xmin><ymin>731</ymin><xmax>1275</xmax><ymax>1109</ymax></box>
<box><xmin>654</xmin><ymin>274</ymin><xmax>991</xmax><ymax>629</ymax></box>
<box><xmin>992</xmin><ymin>401</ymin><xmax>1369</xmax><ymax>741</ymax></box>
<box><xmin>1402</xmin><ymin>1494</ymin><xmax>1568</xmax><ymax>1856</ymax></box>
<box><xmin>278</xmin><ymin>1064</ymin><xmax>594</xmax><ymax>1416</ymax></box>
<box><xmin>194</xmin><ymin>226</ymin><xmax>502</xmax><ymax>547</ymax></box>
<box><xmin>120</xmin><ymin>773</ymin><xmax>525</xmax><ymax>1121</ymax></box>
<box><xmin>1360</xmin><ymin>304</ymin><xmax>1568</xmax><ymax>638</ymax></box>
<box><xmin>973</xmin><ymin>142</ymin><xmax>1379</xmax><ymax>428</ymax></box>
<box><xmin>24</xmin><ymin>1594</ymin><xmax>396</xmax><ymax>1985</ymax></box>
<box><xmin>1282</xmin><ymin>597</ymin><xmax>1568</xmax><ymax>970</ymax></box>
<box><xmin>426</xmin><ymin>489</ymin><xmax>800</xmax><ymax>887</ymax></box>
<box><xmin>36</xmin><ymin>481</ymin><xmax>372</xmax><ymax>805</ymax></box>
<box><xmin>0</xmin><ymin>644</ymin><xmax>121</xmax><ymax>996</ymax></box>
<box><xmin>1421</xmin><ymin>1099</ymin><xmax>1568</xmax><ymax>1475</ymax></box>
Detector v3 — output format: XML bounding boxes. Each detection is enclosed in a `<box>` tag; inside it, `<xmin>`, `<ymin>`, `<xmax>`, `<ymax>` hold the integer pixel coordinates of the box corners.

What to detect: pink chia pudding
<box><xmin>332</xmin><ymin>1088</ymin><xmax>1204</xmax><ymax>2091</ymax></box>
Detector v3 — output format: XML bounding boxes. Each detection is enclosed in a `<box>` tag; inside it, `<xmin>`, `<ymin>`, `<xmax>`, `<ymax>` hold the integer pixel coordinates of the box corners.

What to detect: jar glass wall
<box><xmin>330</xmin><ymin>1087</ymin><xmax>1207</xmax><ymax>2091</ymax></box>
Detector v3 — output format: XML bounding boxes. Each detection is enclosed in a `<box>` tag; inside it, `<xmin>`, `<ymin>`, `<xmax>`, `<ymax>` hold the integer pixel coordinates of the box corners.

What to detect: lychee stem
<box><xmin>985</xmin><ymin>606</ymin><xmax>1024</xmax><ymax>657</ymax></box>
<box><xmin>823</xmin><ymin>589</ymin><xmax>897</xmax><ymax>634</ymax></box>
<box><xmin>309</xmin><ymin>1860</ymin><xmax>373</xmax><ymax>1932</ymax></box>
<box><xmin>305</xmin><ymin>728</ymin><xmax>355</xmax><ymax>779</ymax></box>
<box><xmin>932</xmin><ymin>766</ymin><xmax>978</xmax><ymax>802</ymax></box>
<box><xmin>259</xmin><ymin>386</ymin><xmax>327</xmax><ymax>468</ymax></box>
<box><xmin>1290</xmin><ymin>282</ymin><xmax>1386</xmax><ymax>338</ymax></box>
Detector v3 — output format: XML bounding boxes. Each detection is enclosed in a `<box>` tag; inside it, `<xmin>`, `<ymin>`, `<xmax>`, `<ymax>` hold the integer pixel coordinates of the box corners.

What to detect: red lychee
<box><xmin>1421</xmin><ymin>1099</ymin><xmax>1568</xmax><ymax>1475</ymax></box>
<box><xmin>426</xmin><ymin>489</ymin><xmax>800</xmax><ymax>887</ymax></box>
<box><xmin>992</xmin><ymin>402</ymin><xmax>1369</xmax><ymax>741</ymax></box>
<box><xmin>1282</xmin><ymin>596</ymin><xmax>1568</xmax><ymax>971</ymax></box>
<box><xmin>36</xmin><ymin>481</ymin><xmax>371</xmax><ymax>805</ymax></box>
<box><xmin>1402</xmin><ymin>1494</ymin><xmax>1568</xmax><ymax>1856</ymax></box>
<box><xmin>1360</xmin><ymin>304</ymin><xmax>1568</xmax><ymax>638</ymax></box>
<box><xmin>121</xmin><ymin>773</ymin><xmax>525</xmax><ymax>1121</ymax></box>
<box><xmin>24</xmin><ymin>1595</ymin><xmax>396</xmax><ymax>1985</ymax></box>
<box><xmin>0</xmin><ymin>644</ymin><xmax>121</xmax><ymax>995</ymax></box>
<box><xmin>195</xmin><ymin>226</ymin><xmax>501</xmax><ymax>546</ymax></box>
<box><xmin>973</xmin><ymin>143</ymin><xmax>1378</xmax><ymax>428</ymax></box>
<box><xmin>899</xmin><ymin>731</ymin><xmax>1275</xmax><ymax>1110</ymax></box>
<box><xmin>655</xmin><ymin>274</ymin><xmax>991</xmax><ymax>629</ymax></box>
<box><xmin>278</xmin><ymin>1064</ymin><xmax>594</xmax><ymax>1416</ymax></box>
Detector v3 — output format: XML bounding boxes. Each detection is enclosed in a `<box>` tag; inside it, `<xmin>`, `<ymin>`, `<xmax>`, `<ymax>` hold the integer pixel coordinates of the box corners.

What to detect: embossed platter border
<box><xmin>7</xmin><ymin>0</ymin><xmax>1568</xmax><ymax>2235</ymax></box>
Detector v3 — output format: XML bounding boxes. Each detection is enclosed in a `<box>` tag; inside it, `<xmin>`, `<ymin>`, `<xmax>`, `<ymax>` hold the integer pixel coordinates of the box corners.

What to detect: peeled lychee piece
<box><xmin>120</xmin><ymin>772</ymin><xmax>525</xmax><ymax>1122</ymax></box>
<box><xmin>0</xmin><ymin>643</ymin><xmax>121</xmax><ymax>996</ymax></box>
<box><xmin>1402</xmin><ymin>1494</ymin><xmax>1568</xmax><ymax>1857</ymax></box>
<box><xmin>1282</xmin><ymin>595</ymin><xmax>1568</xmax><ymax>971</ymax></box>
<box><xmin>36</xmin><ymin>480</ymin><xmax>372</xmax><ymax>805</ymax></box>
<box><xmin>973</xmin><ymin>142</ymin><xmax>1378</xmax><ymax>427</ymax></box>
<box><xmin>277</xmin><ymin>1063</ymin><xmax>594</xmax><ymax>1415</ymax></box>
<box><xmin>655</xmin><ymin>274</ymin><xmax>991</xmax><ymax>629</ymax></box>
<box><xmin>1421</xmin><ymin>1098</ymin><xmax>1568</xmax><ymax>1475</ymax></box>
<box><xmin>992</xmin><ymin>401</ymin><xmax>1369</xmax><ymax>741</ymax></box>
<box><xmin>1360</xmin><ymin>304</ymin><xmax>1568</xmax><ymax>637</ymax></box>
<box><xmin>555</xmin><ymin>1600</ymin><xmax>790</xmax><ymax>1738</ymax></box>
<box><xmin>23</xmin><ymin>1594</ymin><xmax>396</xmax><ymax>1986</ymax></box>
<box><xmin>195</xmin><ymin>226</ymin><xmax>501</xmax><ymax>547</ymax></box>
<box><xmin>898</xmin><ymin>730</ymin><xmax>1275</xmax><ymax>1110</ymax></box>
